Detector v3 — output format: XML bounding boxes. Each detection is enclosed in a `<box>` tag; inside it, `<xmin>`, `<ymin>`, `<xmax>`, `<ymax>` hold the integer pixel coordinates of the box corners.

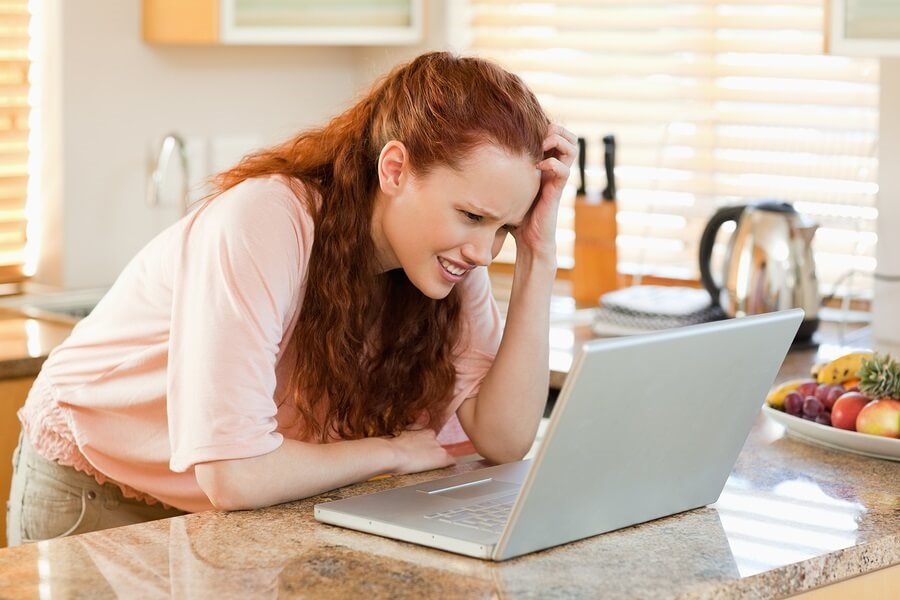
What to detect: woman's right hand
<box><xmin>387</xmin><ymin>429</ymin><xmax>456</xmax><ymax>475</ymax></box>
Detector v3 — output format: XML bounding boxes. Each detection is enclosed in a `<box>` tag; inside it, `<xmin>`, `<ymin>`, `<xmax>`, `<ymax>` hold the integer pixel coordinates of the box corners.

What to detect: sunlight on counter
<box><xmin>714</xmin><ymin>477</ymin><xmax>864</xmax><ymax>576</ymax></box>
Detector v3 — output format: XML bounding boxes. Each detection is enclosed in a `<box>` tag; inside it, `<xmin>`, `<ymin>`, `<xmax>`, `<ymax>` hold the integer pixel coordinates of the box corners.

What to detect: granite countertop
<box><xmin>0</xmin><ymin>316</ymin><xmax>898</xmax><ymax>598</ymax></box>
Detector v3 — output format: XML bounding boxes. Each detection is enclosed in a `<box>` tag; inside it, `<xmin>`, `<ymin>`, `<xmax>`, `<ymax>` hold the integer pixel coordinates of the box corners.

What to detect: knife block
<box><xmin>572</xmin><ymin>195</ymin><xmax>618</xmax><ymax>304</ymax></box>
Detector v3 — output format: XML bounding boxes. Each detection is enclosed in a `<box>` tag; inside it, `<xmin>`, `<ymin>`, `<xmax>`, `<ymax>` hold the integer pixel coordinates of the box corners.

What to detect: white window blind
<box><xmin>0</xmin><ymin>0</ymin><xmax>29</xmax><ymax>284</ymax></box>
<box><xmin>464</xmin><ymin>0</ymin><xmax>879</xmax><ymax>300</ymax></box>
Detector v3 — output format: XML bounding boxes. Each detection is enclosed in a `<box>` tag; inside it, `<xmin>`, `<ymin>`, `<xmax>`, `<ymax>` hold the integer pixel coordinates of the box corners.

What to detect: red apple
<box><xmin>855</xmin><ymin>399</ymin><xmax>900</xmax><ymax>438</ymax></box>
<box><xmin>831</xmin><ymin>392</ymin><xmax>870</xmax><ymax>431</ymax></box>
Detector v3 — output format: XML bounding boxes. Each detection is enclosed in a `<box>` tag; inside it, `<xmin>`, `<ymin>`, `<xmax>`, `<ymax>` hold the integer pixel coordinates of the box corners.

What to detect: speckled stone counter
<box><xmin>1</xmin><ymin>318</ymin><xmax>898</xmax><ymax>598</ymax></box>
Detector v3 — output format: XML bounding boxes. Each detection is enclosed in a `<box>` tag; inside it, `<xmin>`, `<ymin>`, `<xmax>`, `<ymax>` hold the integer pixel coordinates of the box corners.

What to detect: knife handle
<box><xmin>576</xmin><ymin>137</ymin><xmax>586</xmax><ymax>196</ymax></box>
<box><xmin>602</xmin><ymin>134</ymin><xmax>616</xmax><ymax>201</ymax></box>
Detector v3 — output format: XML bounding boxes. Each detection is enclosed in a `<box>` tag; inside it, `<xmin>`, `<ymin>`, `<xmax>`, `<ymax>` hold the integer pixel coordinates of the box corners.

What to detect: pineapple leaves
<box><xmin>859</xmin><ymin>354</ymin><xmax>900</xmax><ymax>400</ymax></box>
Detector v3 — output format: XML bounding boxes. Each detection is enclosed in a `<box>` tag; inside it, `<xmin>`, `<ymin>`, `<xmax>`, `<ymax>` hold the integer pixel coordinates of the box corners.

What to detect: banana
<box><xmin>810</xmin><ymin>360</ymin><xmax>829</xmax><ymax>379</ymax></box>
<box><xmin>816</xmin><ymin>351</ymin><xmax>874</xmax><ymax>385</ymax></box>
<box><xmin>766</xmin><ymin>378</ymin><xmax>814</xmax><ymax>409</ymax></box>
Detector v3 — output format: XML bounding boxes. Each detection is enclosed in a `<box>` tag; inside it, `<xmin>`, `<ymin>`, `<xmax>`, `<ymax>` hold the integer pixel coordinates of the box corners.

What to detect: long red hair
<box><xmin>214</xmin><ymin>52</ymin><xmax>549</xmax><ymax>441</ymax></box>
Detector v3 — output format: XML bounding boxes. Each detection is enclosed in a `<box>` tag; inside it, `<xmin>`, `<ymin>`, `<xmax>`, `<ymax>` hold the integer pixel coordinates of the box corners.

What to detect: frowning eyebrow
<box><xmin>467</xmin><ymin>203</ymin><xmax>525</xmax><ymax>228</ymax></box>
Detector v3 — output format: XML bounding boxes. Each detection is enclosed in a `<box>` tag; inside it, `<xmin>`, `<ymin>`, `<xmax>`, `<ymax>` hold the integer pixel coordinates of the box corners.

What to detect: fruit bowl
<box><xmin>762</xmin><ymin>405</ymin><xmax>900</xmax><ymax>461</ymax></box>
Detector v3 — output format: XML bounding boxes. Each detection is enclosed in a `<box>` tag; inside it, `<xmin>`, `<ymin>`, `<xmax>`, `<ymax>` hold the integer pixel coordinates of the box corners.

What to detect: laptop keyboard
<box><xmin>424</xmin><ymin>494</ymin><xmax>517</xmax><ymax>534</ymax></box>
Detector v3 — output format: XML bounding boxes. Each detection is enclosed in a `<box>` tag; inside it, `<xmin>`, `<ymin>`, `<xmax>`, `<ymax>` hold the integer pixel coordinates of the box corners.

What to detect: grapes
<box><xmin>803</xmin><ymin>396</ymin><xmax>824</xmax><ymax>419</ymax></box>
<box><xmin>823</xmin><ymin>385</ymin><xmax>844</xmax><ymax>410</ymax></box>
<box><xmin>775</xmin><ymin>380</ymin><xmax>865</xmax><ymax>432</ymax></box>
<box><xmin>797</xmin><ymin>381</ymin><xmax>818</xmax><ymax>397</ymax></box>
<box><xmin>784</xmin><ymin>391</ymin><xmax>804</xmax><ymax>416</ymax></box>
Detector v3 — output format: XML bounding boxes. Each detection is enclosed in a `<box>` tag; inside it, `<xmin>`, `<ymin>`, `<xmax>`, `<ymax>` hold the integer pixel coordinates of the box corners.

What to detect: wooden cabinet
<box><xmin>1</xmin><ymin>376</ymin><xmax>35</xmax><ymax>548</ymax></box>
<box><xmin>143</xmin><ymin>0</ymin><xmax>423</xmax><ymax>45</ymax></box>
<box><xmin>0</xmin><ymin>312</ymin><xmax>71</xmax><ymax>548</ymax></box>
<box><xmin>827</xmin><ymin>0</ymin><xmax>900</xmax><ymax>56</ymax></box>
<box><xmin>792</xmin><ymin>563</ymin><xmax>900</xmax><ymax>599</ymax></box>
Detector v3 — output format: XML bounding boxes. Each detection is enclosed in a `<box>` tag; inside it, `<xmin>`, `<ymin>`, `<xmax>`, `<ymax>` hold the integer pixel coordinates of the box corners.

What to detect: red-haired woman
<box><xmin>6</xmin><ymin>52</ymin><xmax>575</xmax><ymax>544</ymax></box>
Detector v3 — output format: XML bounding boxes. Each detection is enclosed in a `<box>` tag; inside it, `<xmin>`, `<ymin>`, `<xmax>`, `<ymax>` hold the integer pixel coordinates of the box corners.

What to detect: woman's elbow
<box><xmin>195</xmin><ymin>461</ymin><xmax>258</xmax><ymax>511</ymax></box>
<box><xmin>474</xmin><ymin>440</ymin><xmax>530</xmax><ymax>465</ymax></box>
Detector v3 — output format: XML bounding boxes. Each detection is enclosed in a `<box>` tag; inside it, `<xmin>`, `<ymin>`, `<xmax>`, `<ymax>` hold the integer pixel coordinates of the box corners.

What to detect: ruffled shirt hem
<box><xmin>18</xmin><ymin>375</ymin><xmax>170</xmax><ymax>509</ymax></box>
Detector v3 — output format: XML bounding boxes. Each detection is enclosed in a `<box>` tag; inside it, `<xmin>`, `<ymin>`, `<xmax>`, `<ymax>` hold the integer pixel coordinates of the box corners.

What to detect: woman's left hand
<box><xmin>512</xmin><ymin>124</ymin><xmax>577</xmax><ymax>262</ymax></box>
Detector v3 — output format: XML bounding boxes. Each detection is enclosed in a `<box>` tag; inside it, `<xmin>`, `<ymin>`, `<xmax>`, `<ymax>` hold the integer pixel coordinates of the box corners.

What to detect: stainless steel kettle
<box><xmin>698</xmin><ymin>201</ymin><xmax>820</xmax><ymax>341</ymax></box>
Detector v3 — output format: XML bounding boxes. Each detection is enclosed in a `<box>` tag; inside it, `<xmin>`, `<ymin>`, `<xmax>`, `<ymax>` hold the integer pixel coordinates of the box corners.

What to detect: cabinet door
<box><xmin>0</xmin><ymin>376</ymin><xmax>35</xmax><ymax>548</ymax></box>
<box><xmin>220</xmin><ymin>0</ymin><xmax>423</xmax><ymax>45</ymax></box>
<box><xmin>828</xmin><ymin>0</ymin><xmax>900</xmax><ymax>56</ymax></box>
<box><xmin>143</xmin><ymin>0</ymin><xmax>219</xmax><ymax>44</ymax></box>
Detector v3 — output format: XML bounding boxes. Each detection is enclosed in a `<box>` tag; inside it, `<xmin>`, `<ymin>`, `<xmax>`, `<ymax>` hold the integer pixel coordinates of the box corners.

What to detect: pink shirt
<box><xmin>19</xmin><ymin>176</ymin><xmax>503</xmax><ymax>512</ymax></box>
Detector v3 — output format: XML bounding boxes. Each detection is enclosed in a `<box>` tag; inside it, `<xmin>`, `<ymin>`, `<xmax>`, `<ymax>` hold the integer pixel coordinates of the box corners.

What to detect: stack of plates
<box><xmin>592</xmin><ymin>285</ymin><xmax>726</xmax><ymax>336</ymax></box>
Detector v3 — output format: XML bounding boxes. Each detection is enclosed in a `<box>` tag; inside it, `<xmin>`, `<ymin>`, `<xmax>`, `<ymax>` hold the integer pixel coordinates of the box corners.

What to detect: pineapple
<box><xmin>858</xmin><ymin>354</ymin><xmax>900</xmax><ymax>400</ymax></box>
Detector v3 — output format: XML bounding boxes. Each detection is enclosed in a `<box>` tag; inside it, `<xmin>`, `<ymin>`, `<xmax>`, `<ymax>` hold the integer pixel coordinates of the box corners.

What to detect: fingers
<box><xmin>536</xmin><ymin>155</ymin><xmax>571</xmax><ymax>181</ymax></box>
<box><xmin>542</xmin><ymin>124</ymin><xmax>578</xmax><ymax>167</ymax></box>
<box><xmin>437</xmin><ymin>449</ymin><xmax>456</xmax><ymax>469</ymax></box>
<box><xmin>549</xmin><ymin>123</ymin><xmax>577</xmax><ymax>145</ymax></box>
<box><xmin>393</xmin><ymin>428</ymin><xmax>457</xmax><ymax>473</ymax></box>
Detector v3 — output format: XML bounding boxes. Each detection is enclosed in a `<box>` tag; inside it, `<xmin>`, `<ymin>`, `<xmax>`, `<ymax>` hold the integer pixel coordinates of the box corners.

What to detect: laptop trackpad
<box><xmin>422</xmin><ymin>479</ymin><xmax>520</xmax><ymax>500</ymax></box>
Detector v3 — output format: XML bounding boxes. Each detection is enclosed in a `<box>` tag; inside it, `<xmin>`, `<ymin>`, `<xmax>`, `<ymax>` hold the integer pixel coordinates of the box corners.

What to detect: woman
<box><xmin>6</xmin><ymin>51</ymin><xmax>575</xmax><ymax>545</ymax></box>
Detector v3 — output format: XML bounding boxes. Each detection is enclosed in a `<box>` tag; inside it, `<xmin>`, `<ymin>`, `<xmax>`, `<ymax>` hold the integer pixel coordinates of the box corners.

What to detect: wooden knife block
<box><xmin>572</xmin><ymin>196</ymin><xmax>618</xmax><ymax>304</ymax></box>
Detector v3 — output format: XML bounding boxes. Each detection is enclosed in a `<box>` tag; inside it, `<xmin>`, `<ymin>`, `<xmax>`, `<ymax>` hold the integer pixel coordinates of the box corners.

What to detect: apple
<box><xmin>856</xmin><ymin>399</ymin><xmax>900</xmax><ymax>438</ymax></box>
<box><xmin>831</xmin><ymin>392</ymin><xmax>870</xmax><ymax>431</ymax></box>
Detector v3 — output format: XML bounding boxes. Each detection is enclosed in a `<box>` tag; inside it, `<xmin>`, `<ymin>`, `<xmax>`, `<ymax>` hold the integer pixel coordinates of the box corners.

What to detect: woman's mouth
<box><xmin>438</xmin><ymin>257</ymin><xmax>469</xmax><ymax>279</ymax></box>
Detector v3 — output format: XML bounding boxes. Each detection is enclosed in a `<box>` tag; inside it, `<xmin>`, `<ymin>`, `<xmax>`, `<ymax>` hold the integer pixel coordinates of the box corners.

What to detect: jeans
<box><xmin>6</xmin><ymin>433</ymin><xmax>186</xmax><ymax>547</ymax></box>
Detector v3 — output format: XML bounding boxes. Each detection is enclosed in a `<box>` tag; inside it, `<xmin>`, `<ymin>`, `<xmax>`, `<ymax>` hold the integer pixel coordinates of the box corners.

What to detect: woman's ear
<box><xmin>377</xmin><ymin>140</ymin><xmax>408</xmax><ymax>197</ymax></box>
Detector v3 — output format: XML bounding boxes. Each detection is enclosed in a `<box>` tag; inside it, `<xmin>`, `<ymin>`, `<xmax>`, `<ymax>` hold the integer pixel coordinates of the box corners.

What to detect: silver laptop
<box><xmin>315</xmin><ymin>309</ymin><xmax>803</xmax><ymax>561</ymax></box>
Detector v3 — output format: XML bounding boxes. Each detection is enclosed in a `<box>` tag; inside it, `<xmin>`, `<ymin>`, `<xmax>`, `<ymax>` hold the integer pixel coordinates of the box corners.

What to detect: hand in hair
<box><xmin>456</xmin><ymin>126</ymin><xmax>574</xmax><ymax>463</ymax></box>
<box><xmin>511</xmin><ymin>124</ymin><xmax>578</xmax><ymax>263</ymax></box>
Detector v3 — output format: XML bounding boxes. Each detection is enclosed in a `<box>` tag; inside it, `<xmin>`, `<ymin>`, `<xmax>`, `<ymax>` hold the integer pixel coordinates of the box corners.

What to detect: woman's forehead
<box><xmin>443</xmin><ymin>146</ymin><xmax>540</xmax><ymax>217</ymax></box>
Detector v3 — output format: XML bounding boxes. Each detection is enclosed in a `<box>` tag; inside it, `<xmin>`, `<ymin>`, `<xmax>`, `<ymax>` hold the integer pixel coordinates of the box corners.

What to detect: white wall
<box><xmin>872</xmin><ymin>58</ymin><xmax>900</xmax><ymax>352</ymax></box>
<box><xmin>32</xmin><ymin>0</ymin><xmax>456</xmax><ymax>291</ymax></box>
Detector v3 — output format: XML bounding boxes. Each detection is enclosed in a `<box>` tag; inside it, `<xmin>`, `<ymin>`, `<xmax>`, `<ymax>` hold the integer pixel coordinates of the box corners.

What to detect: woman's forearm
<box><xmin>195</xmin><ymin>437</ymin><xmax>396</xmax><ymax>510</ymax></box>
<box><xmin>459</xmin><ymin>253</ymin><xmax>556</xmax><ymax>463</ymax></box>
<box><xmin>195</xmin><ymin>427</ymin><xmax>455</xmax><ymax>511</ymax></box>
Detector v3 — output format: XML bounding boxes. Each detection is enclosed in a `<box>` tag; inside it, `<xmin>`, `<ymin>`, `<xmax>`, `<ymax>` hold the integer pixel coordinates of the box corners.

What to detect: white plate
<box><xmin>762</xmin><ymin>405</ymin><xmax>900</xmax><ymax>461</ymax></box>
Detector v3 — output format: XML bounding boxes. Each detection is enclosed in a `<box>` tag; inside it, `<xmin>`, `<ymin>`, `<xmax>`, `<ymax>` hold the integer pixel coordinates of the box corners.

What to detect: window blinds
<box><xmin>0</xmin><ymin>0</ymin><xmax>29</xmax><ymax>284</ymax></box>
<box><xmin>464</xmin><ymin>0</ymin><xmax>879</xmax><ymax>300</ymax></box>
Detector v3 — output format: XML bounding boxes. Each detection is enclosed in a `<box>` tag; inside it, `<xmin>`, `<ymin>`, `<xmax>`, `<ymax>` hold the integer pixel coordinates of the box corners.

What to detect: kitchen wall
<box><xmin>30</xmin><ymin>1</ymin><xmax>900</xmax><ymax>348</ymax></box>
<box><xmin>873</xmin><ymin>58</ymin><xmax>900</xmax><ymax>351</ymax></box>
<box><xmin>32</xmin><ymin>0</ymin><xmax>458</xmax><ymax>292</ymax></box>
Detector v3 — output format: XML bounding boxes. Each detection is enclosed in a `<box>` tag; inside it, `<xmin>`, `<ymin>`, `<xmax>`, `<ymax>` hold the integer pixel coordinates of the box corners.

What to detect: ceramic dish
<box><xmin>762</xmin><ymin>405</ymin><xmax>900</xmax><ymax>462</ymax></box>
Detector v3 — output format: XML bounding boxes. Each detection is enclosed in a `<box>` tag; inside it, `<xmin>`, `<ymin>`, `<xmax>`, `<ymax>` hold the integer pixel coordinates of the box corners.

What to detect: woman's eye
<box><xmin>461</xmin><ymin>211</ymin><xmax>482</xmax><ymax>223</ymax></box>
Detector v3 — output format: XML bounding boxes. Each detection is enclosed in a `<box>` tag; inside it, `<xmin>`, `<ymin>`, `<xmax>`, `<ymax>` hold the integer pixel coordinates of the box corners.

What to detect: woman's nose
<box><xmin>461</xmin><ymin>232</ymin><xmax>495</xmax><ymax>267</ymax></box>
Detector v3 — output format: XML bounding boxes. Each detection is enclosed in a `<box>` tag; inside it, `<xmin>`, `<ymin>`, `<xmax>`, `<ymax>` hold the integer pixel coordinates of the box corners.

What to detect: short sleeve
<box><xmin>168</xmin><ymin>177</ymin><xmax>311</xmax><ymax>472</ymax></box>
<box><xmin>436</xmin><ymin>267</ymin><xmax>503</xmax><ymax>445</ymax></box>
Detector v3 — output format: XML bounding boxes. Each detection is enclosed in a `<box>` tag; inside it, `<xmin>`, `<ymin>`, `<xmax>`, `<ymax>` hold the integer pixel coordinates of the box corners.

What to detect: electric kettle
<box><xmin>698</xmin><ymin>201</ymin><xmax>820</xmax><ymax>342</ymax></box>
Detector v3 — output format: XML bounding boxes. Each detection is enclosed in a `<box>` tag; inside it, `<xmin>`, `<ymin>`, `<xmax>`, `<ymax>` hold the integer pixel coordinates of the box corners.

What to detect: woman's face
<box><xmin>373</xmin><ymin>143</ymin><xmax>541</xmax><ymax>299</ymax></box>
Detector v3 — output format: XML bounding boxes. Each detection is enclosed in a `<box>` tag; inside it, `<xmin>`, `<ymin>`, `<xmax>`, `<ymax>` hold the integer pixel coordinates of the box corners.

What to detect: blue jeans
<box><xmin>6</xmin><ymin>433</ymin><xmax>185</xmax><ymax>547</ymax></box>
